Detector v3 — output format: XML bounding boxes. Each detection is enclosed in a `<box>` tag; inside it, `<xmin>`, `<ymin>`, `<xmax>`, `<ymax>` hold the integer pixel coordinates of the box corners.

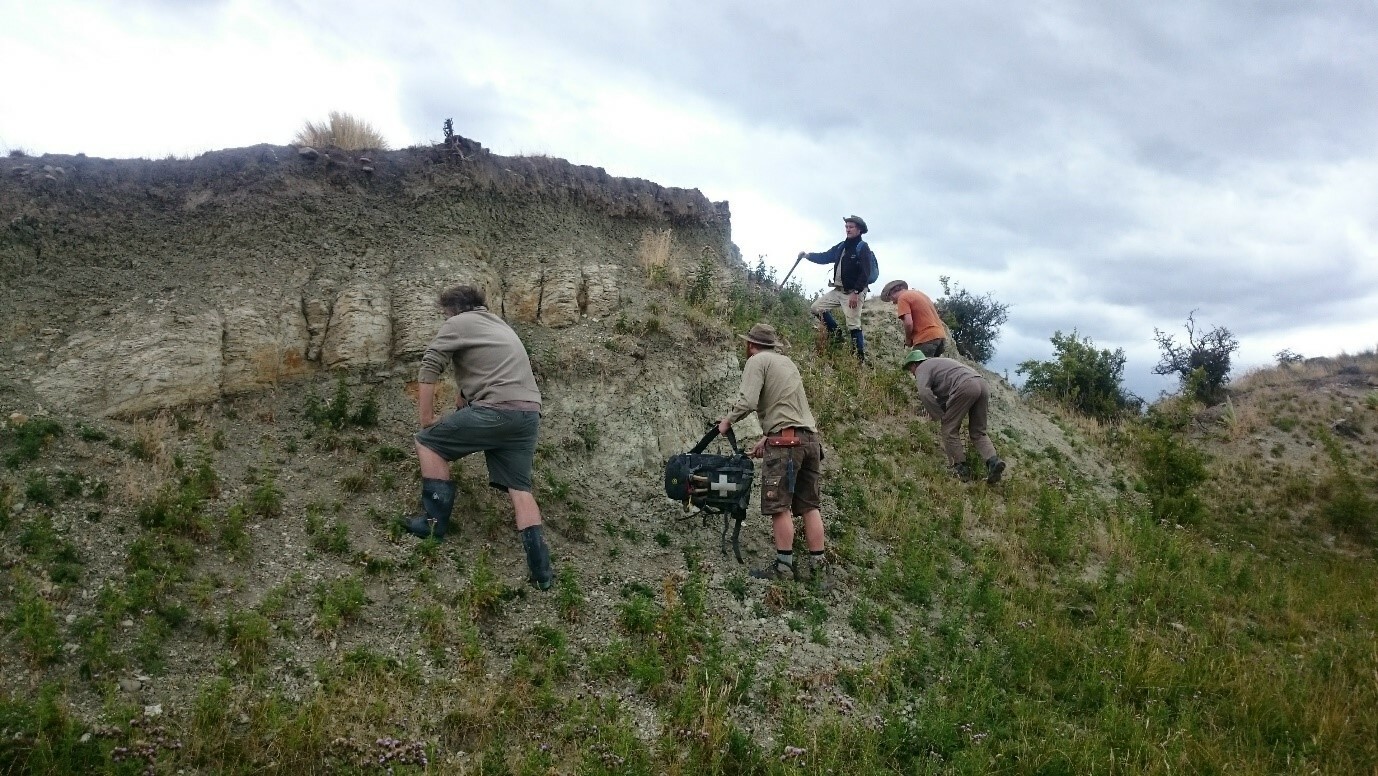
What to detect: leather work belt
<box><xmin>765</xmin><ymin>427</ymin><xmax>810</xmax><ymax>447</ymax></box>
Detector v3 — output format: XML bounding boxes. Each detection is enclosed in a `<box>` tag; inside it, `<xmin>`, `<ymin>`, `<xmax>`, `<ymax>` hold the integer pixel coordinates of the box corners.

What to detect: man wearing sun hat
<box><xmin>716</xmin><ymin>323</ymin><xmax>832</xmax><ymax>590</ymax></box>
<box><xmin>880</xmin><ymin>279</ymin><xmax>947</xmax><ymax>357</ymax></box>
<box><xmin>799</xmin><ymin>215</ymin><xmax>877</xmax><ymax>363</ymax></box>
<box><xmin>904</xmin><ymin>349</ymin><xmax>1006</xmax><ymax>484</ymax></box>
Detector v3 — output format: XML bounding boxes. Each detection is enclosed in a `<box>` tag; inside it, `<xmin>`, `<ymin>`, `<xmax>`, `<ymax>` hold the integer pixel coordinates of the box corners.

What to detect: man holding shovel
<box><xmin>796</xmin><ymin>215</ymin><xmax>877</xmax><ymax>362</ymax></box>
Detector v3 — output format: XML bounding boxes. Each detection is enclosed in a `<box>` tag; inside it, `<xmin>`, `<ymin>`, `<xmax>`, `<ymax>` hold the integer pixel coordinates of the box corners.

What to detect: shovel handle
<box><xmin>778</xmin><ymin>256</ymin><xmax>804</xmax><ymax>291</ymax></box>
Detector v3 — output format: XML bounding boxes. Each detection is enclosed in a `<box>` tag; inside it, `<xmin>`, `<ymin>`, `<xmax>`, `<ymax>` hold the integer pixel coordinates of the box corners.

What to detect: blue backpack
<box><xmin>863</xmin><ymin>244</ymin><xmax>880</xmax><ymax>286</ymax></box>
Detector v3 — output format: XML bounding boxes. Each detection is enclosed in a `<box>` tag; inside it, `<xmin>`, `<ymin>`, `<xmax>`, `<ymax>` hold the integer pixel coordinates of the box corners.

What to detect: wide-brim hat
<box><xmin>904</xmin><ymin>349</ymin><xmax>927</xmax><ymax>368</ymax></box>
<box><xmin>880</xmin><ymin>279</ymin><xmax>906</xmax><ymax>301</ymax></box>
<box><xmin>739</xmin><ymin>322</ymin><xmax>782</xmax><ymax>349</ymax></box>
<box><xmin>844</xmin><ymin>215</ymin><xmax>868</xmax><ymax>234</ymax></box>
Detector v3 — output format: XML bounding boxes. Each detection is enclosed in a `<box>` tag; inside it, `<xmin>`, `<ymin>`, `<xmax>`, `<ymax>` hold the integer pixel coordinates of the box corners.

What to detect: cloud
<box><xmin>3</xmin><ymin>0</ymin><xmax>1374</xmax><ymax>399</ymax></box>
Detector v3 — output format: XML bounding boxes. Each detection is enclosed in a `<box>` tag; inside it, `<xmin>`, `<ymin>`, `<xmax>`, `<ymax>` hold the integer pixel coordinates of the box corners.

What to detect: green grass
<box><xmin>3</xmin><ymin>417</ymin><xmax>63</xmax><ymax>468</ymax></box>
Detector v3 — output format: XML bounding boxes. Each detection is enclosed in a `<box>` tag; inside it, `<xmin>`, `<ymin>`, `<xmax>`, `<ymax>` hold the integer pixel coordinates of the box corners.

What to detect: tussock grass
<box><xmin>292</xmin><ymin>111</ymin><xmax>388</xmax><ymax>151</ymax></box>
<box><xmin>637</xmin><ymin>227</ymin><xmax>680</xmax><ymax>289</ymax></box>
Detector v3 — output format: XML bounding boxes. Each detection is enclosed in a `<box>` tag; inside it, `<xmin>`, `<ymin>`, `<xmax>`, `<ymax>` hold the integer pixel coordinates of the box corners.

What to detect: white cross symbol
<box><xmin>710</xmin><ymin>474</ymin><xmax>739</xmax><ymax>496</ymax></box>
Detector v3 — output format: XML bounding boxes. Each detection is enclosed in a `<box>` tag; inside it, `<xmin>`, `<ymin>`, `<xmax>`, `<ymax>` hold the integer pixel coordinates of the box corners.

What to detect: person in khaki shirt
<box><xmin>716</xmin><ymin>323</ymin><xmax>831</xmax><ymax>590</ymax></box>
<box><xmin>905</xmin><ymin>350</ymin><xmax>1007</xmax><ymax>484</ymax></box>
<box><xmin>402</xmin><ymin>284</ymin><xmax>554</xmax><ymax>590</ymax></box>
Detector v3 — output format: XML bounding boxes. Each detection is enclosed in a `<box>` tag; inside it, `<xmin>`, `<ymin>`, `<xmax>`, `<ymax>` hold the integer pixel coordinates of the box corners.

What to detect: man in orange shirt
<box><xmin>880</xmin><ymin>280</ymin><xmax>947</xmax><ymax>357</ymax></box>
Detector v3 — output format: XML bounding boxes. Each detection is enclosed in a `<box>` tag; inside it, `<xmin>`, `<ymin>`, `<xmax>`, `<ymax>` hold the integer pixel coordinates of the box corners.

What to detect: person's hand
<box><xmin>848</xmin><ymin>292</ymin><xmax>859</xmax><ymax>310</ymax></box>
<box><xmin>750</xmin><ymin>439</ymin><xmax>766</xmax><ymax>458</ymax></box>
<box><xmin>716</xmin><ymin>418</ymin><xmax>731</xmax><ymax>435</ymax></box>
<box><xmin>797</xmin><ymin>251</ymin><xmax>807</xmax><ymax>260</ymax></box>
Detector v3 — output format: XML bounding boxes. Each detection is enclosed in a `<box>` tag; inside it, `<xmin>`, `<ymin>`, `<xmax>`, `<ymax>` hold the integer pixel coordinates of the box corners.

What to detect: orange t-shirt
<box><xmin>895</xmin><ymin>289</ymin><xmax>945</xmax><ymax>347</ymax></box>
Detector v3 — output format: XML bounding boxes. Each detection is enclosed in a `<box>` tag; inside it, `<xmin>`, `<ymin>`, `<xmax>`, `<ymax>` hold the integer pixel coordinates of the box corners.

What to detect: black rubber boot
<box><xmin>821</xmin><ymin>311</ymin><xmax>839</xmax><ymax>334</ymax></box>
<box><xmin>520</xmin><ymin>525</ymin><xmax>554</xmax><ymax>590</ymax></box>
<box><xmin>850</xmin><ymin>329</ymin><xmax>866</xmax><ymax>363</ymax></box>
<box><xmin>985</xmin><ymin>456</ymin><xmax>1007</xmax><ymax>484</ymax></box>
<box><xmin>399</xmin><ymin>478</ymin><xmax>456</xmax><ymax>540</ymax></box>
<box><xmin>952</xmin><ymin>462</ymin><xmax>973</xmax><ymax>482</ymax></box>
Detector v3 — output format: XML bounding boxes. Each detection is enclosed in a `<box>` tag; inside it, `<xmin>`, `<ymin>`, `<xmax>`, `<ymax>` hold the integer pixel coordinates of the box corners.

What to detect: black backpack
<box><xmin>664</xmin><ymin>427</ymin><xmax>755</xmax><ymax>563</ymax></box>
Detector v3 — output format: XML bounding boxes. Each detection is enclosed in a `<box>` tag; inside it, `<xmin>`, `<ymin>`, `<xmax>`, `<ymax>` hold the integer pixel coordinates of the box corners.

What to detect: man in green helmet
<box><xmin>904</xmin><ymin>350</ymin><xmax>1006</xmax><ymax>483</ymax></box>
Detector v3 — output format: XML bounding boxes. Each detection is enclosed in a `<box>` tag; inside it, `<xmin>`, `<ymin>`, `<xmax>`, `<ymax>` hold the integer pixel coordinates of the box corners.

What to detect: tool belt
<box><xmin>765</xmin><ymin>427</ymin><xmax>806</xmax><ymax>447</ymax></box>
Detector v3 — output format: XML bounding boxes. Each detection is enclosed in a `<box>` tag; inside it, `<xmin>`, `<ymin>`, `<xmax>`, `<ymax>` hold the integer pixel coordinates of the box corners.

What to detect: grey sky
<box><xmin>3</xmin><ymin>0</ymin><xmax>1375</xmax><ymax>398</ymax></box>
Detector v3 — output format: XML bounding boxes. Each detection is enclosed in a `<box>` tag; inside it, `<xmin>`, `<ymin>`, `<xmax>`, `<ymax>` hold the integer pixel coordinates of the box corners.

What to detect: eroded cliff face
<box><xmin>0</xmin><ymin>141</ymin><xmax>735</xmax><ymax>423</ymax></box>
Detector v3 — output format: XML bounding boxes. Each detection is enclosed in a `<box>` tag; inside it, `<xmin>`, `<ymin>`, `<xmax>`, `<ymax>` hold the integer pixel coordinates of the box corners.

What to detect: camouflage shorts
<box><xmin>760</xmin><ymin>432</ymin><xmax>823</xmax><ymax>516</ymax></box>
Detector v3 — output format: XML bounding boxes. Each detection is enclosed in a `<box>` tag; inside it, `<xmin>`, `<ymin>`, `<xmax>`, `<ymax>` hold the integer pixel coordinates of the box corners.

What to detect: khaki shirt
<box><xmin>726</xmin><ymin>349</ymin><xmax>817</xmax><ymax>434</ymax></box>
<box><xmin>912</xmin><ymin>357</ymin><xmax>981</xmax><ymax>419</ymax></box>
<box><xmin>418</xmin><ymin>309</ymin><xmax>542</xmax><ymax>408</ymax></box>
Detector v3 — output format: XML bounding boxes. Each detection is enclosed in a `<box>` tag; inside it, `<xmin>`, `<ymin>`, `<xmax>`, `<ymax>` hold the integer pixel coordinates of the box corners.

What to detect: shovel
<box><xmin>778</xmin><ymin>253</ymin><xmax>805</xmax><ymax>291</ymax></box>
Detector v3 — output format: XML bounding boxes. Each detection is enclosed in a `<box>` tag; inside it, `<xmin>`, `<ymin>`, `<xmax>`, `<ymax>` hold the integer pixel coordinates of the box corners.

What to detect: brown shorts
<box><xmin>760</xmin><ymin>429</ymin><xmax>823</xmax><ymax>516</ymax></box>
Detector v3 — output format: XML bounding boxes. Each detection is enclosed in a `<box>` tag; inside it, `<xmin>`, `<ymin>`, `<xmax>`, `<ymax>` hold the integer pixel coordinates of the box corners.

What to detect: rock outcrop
<box><xmin>0</xmin><ymin>141</ymin><xmax>736</xmax><ymax>420</ymax></box>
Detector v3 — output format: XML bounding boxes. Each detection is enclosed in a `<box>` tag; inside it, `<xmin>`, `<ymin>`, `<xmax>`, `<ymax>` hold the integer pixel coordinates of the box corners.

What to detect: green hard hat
<box><xmin>904</xmin><ymin>350</ymin><xmax>927</xmax><ymax>367</ymax></box>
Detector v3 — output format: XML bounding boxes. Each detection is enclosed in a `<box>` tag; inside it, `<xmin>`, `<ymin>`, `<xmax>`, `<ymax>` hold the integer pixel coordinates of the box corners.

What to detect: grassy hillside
<box><xmin>2</xmin><ymin>264</ymin><xmax>1376</xmax><ymax>774</ymax></box>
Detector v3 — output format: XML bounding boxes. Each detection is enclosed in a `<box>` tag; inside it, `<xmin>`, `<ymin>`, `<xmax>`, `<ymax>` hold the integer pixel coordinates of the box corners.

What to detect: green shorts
<box><xmin>414</xmin><ymin>405</ymin><xmax>540</xmax><ymax>492</ymax></box>
<box><xmin>760</xmin><ymin>430</ymin><xmax>823</xmax><ymax>516</ymax></box>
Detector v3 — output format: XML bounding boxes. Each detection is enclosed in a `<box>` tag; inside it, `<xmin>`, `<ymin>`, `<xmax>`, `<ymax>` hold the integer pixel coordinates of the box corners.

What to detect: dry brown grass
<box><xmin>115</xmin><ymin>413</ymin><xmax>177</xmax><ymax>503</ymax></box>
<box><xmin>293</xmin><ymin>111</ymin><xmax>389</xmax><ymax>151</ymax></box>
<box><xmin>637</xmin><ymin>228</ymin><xmax>679</xmax><ymax>288</ymax></box>
<box><xmin>1234</xmin><ymin>349</ymin><xmax>1378</xmax><ymax>393</ymax></box>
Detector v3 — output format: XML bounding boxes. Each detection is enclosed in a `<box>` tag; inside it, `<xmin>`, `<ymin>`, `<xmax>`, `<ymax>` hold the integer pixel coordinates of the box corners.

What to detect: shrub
<box><xmin>1153</xmin><ymin>311</ymin><xmax>1239</xmax><ymax>405</ymax></box>
<box><xmin>1017</xmin><ymin>330</ymin><xmax>1140</xmax><ymax>420</ymax></box>
<box><xmin>1318</xmin><ymin>436</ymin><xmax>1376</xmax><ymax>543</ymax></box>
<box><xmin>1137</xmin><ymin>426</ymin><xmax>1208</xmax><ymax>525</ymax></box>
<box><xmin>305</xmin><ymin>377</ymin><xmax>378</xmax><ymax>429</ymax></box>
<box><xmin>934</xmin><ymin>275</ymin><xmax>1009</xmax><ymax>364</ymax></box>
<box><xmin>1274</xmin><ymin>349</ymin><xmax>1304</xmax><ymax>366</ymax></box>
<box><xmin>293</xmin><ymin>111</ymin><xmax>388</xmax><ymax>150</ymax></box>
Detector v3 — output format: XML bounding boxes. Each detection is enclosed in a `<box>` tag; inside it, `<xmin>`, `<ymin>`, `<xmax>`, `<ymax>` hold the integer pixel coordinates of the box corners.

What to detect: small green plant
<box><xmin>373</xmin><ymin>445</ymin><xmax>406</xmax><ymax>463</ymax></box>
<box><xmin>225</xmin><ymin>609</ymin><xmax>272</xmax><ymax>669</ymax></box>
<box><xmin>618</xmin><ymin>591</ymin><xmax>658</xmax><ymax>636</ymax></box>
<box><xmin>136</xmin><ymin>461</ymin><xmax>218</xmax><ymax>538</ymax></box>
<box><xmin>24</xmin><ymin>473</ymin><xmax>55</xmax><ymax>507</ymax></box>
<box><xmin>313</xmin><ymin>520</ymin><xmax>351</xmax><ymax>555</ymax></box>
<box><xmin>555</xmin><ymin>566</ymin><xmax>584</xmax><ymax>623</ymax></box>
<box><xmin>304</xmin><ymin>377</ymin><xmax>379</xmax><ymax>430</ymax></box>
<box><xmin>3</xmin><ymin>417</ymin><xmax>63</xmax><ymax>468</ymax></box>
<box><xmin>54</xmin><ymin>471</ymin><xmax>83</xmax><ymax>499</ymax></box>
<box><xmin>314</xmin><ymin>577</ymin><xmax>367</xmax><ymax>633</ymax></box>
<box><xmin>7</xmin><ymin>576</ymin><xmax>63</xmax><ymax>665</ymax></box>
<box><xmin>249</xmin><ymin>470</ymin><xmax>283</xmax><ymax>518</ymax></box>
<box><xmin>220</xmin><ymin>504</ymin><xmax>250</xmax><ymax>555</ymax></box>
<box><xmin>575</xmin><ymin>421</ymin><xmax>600</xmax><ymax>452</ymax></box>
<box><xmin>685</xmin><ymin>252</ymin><xmax>715</xmax><ymax>307</ymax></box>
<box><xmin>458</xmin><ymin>551</ymin><xmax>507</xmax><ymax>620</ymax></box>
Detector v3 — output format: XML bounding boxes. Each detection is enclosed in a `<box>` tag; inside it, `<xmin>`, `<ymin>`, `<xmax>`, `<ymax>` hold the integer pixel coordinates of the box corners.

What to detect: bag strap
<box><xmin>689</xmin><ymin>425</ymin><xmax>741</xmax><ymax>456</ymax></box>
